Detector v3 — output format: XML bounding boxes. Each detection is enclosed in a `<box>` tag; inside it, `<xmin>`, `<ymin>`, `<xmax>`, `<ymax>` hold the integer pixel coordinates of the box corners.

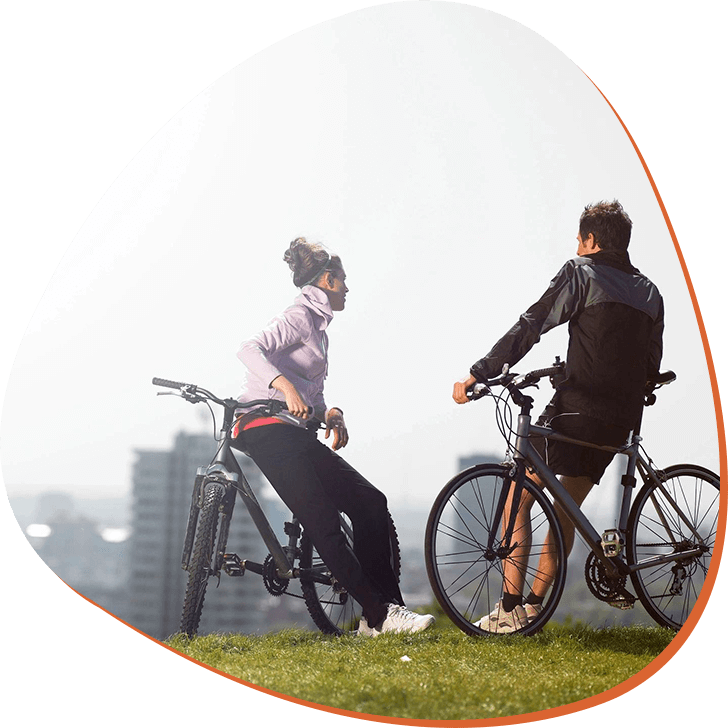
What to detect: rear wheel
<box><xmin>425</xmin><ymin>464</ymin><xmax>566</xmax><ymax>636</ymax></box>
<box><xmin>179</xmin><ymin>480</ymin><xmax>225</xmax><ymax>636</ymax></box>
<box><xmin>299</xmin><ymin>511</ymin><xmax>401</xmax><ymax>635</ymax></box>
<box><xmin>627</xmin><ymin>464</ymin><xmax>720</xmax><ymax>630</ymax></box>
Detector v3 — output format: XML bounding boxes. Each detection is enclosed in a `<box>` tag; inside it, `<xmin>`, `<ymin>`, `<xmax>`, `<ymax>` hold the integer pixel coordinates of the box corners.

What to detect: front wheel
<box><xmin>627</xmin><ymin>464</ymin><xmax>720</xmax><ymax>630</ymax></box>
<box><xmin>299</xmin><ymin>511</ymin><xmax>401</xmax><ymax>635</ymax></box>
<box><xmin>179</xmin><ymin>480</ymin><xmax>225</xmax><ymax>637</ymax></box>
<box><xmin>425</xmin><ymin>464</ymin><xmax>567</xmax><ymax>636</ymax></box>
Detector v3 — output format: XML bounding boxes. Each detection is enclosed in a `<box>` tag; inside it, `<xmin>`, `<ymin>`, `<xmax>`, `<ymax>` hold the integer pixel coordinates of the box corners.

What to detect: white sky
<box><xmin>0</xmin><ymin>2</ymin><xmax>719</xmax><ymax>511</ymax></box>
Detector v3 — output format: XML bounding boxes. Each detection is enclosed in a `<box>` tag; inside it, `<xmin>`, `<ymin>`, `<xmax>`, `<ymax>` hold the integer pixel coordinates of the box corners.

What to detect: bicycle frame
<box><xmin>193</xmin><ymin>399</ymin><xmax>299</xmax><ymax>579</ymax></box>
<box><xmin>187</xmin><ymin>397</ymin><xmax>339</xmax><ymax>587</ymax></box>
<box><xmin>504</xmin><ymin>405</ymin><xmax>708</xmax><ymax>581</ymax></box>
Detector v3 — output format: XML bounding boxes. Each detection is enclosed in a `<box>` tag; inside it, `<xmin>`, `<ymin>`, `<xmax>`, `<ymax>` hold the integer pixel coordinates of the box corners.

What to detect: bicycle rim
<box><xmin>628</xmin><ymin>464</ymin><xmax>720</xmax><ymax>630</ymax></box>
<box><xmin>425</xmin><ymin>463</ymin><xmax>566</xmax><ymax>636</ymax></box>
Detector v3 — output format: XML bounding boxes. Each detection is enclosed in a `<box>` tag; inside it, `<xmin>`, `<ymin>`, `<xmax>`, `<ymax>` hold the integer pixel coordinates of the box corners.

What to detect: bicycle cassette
<box><xmin>262</xmin><ymin>554</ymin><xmax>290</xmax><ymax>596</ymax></box>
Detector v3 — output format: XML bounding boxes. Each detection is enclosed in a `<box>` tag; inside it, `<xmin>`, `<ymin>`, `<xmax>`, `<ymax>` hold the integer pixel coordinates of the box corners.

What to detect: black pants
<box><xmin>240</xmin><ymin>425</ymin><xmax>403</xmax><ymax>626</ymax></box>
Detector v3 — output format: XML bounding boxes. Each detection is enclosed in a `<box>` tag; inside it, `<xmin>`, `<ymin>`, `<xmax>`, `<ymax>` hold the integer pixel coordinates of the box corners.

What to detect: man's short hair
<box><xmin>579</xmin><ymin>200</ymin><xmax>632</xmax><ymax>251</ymax></box>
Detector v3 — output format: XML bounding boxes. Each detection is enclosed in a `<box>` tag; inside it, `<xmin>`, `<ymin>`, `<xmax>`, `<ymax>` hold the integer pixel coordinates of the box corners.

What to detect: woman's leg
<box><xmin>242</xmin><ymin>426</ymin><xmax>389</xmax><ymax>625</ymax></box>
<box><xmin>306</xmin><ymin>440</ymin><xmax>404</xmax><ymax>607</ymax></box>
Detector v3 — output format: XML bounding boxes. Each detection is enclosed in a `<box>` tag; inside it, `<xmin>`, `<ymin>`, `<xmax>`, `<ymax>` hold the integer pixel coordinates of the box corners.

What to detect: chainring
<box><xmin>584</xmin><ymin>552</ymin><xmax>628</xmax><ymax>602</ymax></box>
<box><xmin>262</xmin><ymin>554</ymin><xmax>290</xmax><ymax>596</ymax></box>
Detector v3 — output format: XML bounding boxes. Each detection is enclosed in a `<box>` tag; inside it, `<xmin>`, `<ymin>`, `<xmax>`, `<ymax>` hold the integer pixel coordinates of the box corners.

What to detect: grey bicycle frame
<box><xmin>206</xmin><ymin>436</ymin><xmax>297</xmax><ymax>578</ymax></box>
<box><xmin>511</xmin><ymin>413</ymin><xmax>707</xmax><ymax>579</ymax></box>
<box><xmin>204</xmin><ymin>421</ymin><xmax>356</xmax><ymax>583</ymax></box>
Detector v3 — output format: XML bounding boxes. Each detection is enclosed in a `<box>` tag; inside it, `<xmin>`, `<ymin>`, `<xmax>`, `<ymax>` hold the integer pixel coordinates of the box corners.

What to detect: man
<box><xmin>452</xmin><ymin>200</ymin><xmax>664</xmax><ymax>632</ymax></box>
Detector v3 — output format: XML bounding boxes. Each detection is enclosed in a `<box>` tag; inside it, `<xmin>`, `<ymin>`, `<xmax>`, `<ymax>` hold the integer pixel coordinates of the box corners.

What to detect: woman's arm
<box><xmin>271</xmin><ymin>374</ymin><xmax>311</xmax><ymax>419</ymax></box>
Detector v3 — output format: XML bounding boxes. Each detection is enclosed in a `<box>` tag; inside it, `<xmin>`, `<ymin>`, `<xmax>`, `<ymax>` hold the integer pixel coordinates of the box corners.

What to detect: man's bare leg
<box><xmin>500</xmin><ymin>473</ymin><xmax>594</xmax><ymax>606</ymax></box>
<box><xmin>528</xmin><ymin>474</ymin><xmax>594</xmax><ymax>601</ymax></box>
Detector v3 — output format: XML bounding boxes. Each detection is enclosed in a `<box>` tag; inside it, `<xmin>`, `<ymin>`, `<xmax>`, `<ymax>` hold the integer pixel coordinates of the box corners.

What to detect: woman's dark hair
<box><xmin>579</xmin><ymin>200</ymin><xmax>633</xmax><ymax>251</ymax></box>
<box><xmin>283</xmin><ymin>237</ymin><xmax>342</xmax><ymax>287</ymax></box>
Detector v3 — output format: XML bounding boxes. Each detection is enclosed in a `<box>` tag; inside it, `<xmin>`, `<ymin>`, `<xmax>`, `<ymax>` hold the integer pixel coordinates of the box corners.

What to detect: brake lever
<box><xmin>156</xmin><ymin>390</ymin><xmax>203</xmax><ymax>404</ymax></box>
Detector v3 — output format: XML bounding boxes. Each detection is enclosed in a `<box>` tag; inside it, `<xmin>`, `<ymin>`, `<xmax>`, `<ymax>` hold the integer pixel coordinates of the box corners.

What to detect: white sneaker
<box><xmin>357</xmin><ymin>616</ymin><xmax>375</xmax><ymax>637</ymax></box>
<box><xmin>524</xmin><ymin>602</ymin><xmax>542</xmax><ymax>622</ymax></box>
<box><xmin>473</xmin><ymin>600</ymin><xmax>528</xmax><ymax>634</ymax></box>
<box><xmin>367</xmin><ymin>604</ymin><xmax>435</xmax><ymax>636</ymax></box>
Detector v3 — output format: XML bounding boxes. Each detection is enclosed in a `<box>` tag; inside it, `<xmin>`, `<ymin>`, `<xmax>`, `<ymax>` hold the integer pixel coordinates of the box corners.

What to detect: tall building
<box><xmin>128</xmin><ymin>431</ymin><xmax>271</xmax><ymax>640</ymax></box>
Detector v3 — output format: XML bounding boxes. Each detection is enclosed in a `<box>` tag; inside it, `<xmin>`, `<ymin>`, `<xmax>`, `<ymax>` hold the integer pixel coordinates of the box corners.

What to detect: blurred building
<box><xmin>25</xmin><ymin>491</ymin><xmax>131</xmax><ymax>620</ymax></box>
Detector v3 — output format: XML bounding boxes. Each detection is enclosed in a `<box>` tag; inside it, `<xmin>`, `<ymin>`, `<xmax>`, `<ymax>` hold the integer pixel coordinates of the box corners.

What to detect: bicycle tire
<box><xmin>627</xmin><ymin>463</ymin><xmax>720</xmax><ymax>630</ymax></box>
<box><xmin>299</xmin><ymin>511</ymin><xmax>401</xmax><ymax>635</ymax></box>
<box><xmin>425</xmin><ymin>463</ymin><xmax>566</xmax><ymax>636</ymax></box>
<box><xmin>178</xmin><ymin>480</ymin><xmax>225</xmax><ymax>636</ymax></box>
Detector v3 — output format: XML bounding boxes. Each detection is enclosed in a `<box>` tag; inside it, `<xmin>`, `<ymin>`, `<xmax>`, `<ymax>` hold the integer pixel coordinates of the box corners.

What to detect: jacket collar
<box><xmin>583</xmin><ymin>249</ymin><xmax>637</xmax><ymax>274</ymax></box>
<box><xmin>296</xmin><ymin>285</ymin><xmax>333</xmax><ymax>329</ymax></box>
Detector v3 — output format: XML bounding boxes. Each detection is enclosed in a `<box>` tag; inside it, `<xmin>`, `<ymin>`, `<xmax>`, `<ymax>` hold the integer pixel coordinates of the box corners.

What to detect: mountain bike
<box><xmin>425</xmin><ymin>359</ymin><xmax>720</xmax><ymax>635</ymax></box>
<box><xmin>152</xmin><ymin>377</ymin><xmax>400</xmax><ymax>637</ymax></box>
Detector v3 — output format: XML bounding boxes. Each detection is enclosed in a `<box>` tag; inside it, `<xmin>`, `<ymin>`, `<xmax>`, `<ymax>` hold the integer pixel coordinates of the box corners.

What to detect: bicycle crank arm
<box><xmin>242</xmin><ymin>559</ymin><xmax>293</xmax><ymax>579</ymax></box>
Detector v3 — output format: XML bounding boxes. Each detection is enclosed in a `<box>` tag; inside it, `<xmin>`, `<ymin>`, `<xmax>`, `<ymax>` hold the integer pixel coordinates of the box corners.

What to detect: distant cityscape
<box><xmin>9</xmin><ymin>433</ymin><xmax>648</xmax><ymax>641</ymax></box>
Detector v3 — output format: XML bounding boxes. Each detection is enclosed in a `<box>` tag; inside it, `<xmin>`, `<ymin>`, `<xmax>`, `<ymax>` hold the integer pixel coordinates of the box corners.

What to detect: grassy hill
<box><xmin>167</xmin><ymin>617</ymin><xmax>673</xmax><ymax>721</ymax></box>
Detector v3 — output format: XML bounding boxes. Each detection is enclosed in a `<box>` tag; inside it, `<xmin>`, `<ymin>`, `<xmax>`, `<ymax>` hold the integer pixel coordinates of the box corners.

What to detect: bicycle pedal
<box><xmin>608</xmin><ymin>598</ymin><xmax>635</xmax><ymax>610</ymax></box>
<box><xmin>222</xmin><ymin>553</ymin><xmax>246</xmax><ymax>577</ymax></box>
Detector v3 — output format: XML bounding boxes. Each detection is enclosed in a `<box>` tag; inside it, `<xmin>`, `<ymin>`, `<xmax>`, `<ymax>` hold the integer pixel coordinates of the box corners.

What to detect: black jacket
<box><xmin>470</xmin><ymin>250</ymin><xmax>664</xmax><ymax>429</ymax></box>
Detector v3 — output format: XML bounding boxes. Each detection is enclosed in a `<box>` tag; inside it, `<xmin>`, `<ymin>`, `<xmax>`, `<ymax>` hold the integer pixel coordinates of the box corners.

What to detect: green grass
<box><xmin>166</xmin><ymin>619</ymin><xmax>673</xmax><ymax>721</ymax></box>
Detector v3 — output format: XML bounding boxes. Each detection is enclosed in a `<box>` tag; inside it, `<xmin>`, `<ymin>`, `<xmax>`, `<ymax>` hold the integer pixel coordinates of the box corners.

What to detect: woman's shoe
<box><xmin>359</xmin><ymin>604</ymin><xmax>435</xmax><ymax>636</ymax></box>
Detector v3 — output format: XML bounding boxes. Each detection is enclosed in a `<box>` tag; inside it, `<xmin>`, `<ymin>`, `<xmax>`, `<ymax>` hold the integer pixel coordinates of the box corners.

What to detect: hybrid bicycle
<box><xmin>425</xmin><ymin>359</ymin><xmax>720</xmax><ymax>636</ymax></box>
<box><xmin>152</xmin><ymin>377</ymin><xmax>400</xmax><ymax>637</ymax></box>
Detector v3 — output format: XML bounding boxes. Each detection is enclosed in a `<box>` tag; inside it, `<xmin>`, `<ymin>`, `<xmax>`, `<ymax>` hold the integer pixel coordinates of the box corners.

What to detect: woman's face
<box><xmin>320</xmin><ymin>267</ymin><xmax>348</xmax><ymax>311</ymax></box>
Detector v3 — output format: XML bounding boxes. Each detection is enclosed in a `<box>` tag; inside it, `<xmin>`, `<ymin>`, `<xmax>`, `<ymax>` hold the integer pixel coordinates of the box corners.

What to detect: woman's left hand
<box><xmin>325</xmin><ymin>408</ymin><xmax>349</xmax><ymax>451</ymax></box>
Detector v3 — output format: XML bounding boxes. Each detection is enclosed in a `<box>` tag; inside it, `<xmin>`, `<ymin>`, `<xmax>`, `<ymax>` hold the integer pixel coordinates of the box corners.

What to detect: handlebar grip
<box><xmin>526</xmin><ymin>365</ymin><xmax>563</xmax><ymax>381</ymax></box>
<box><xmin>152</xmin><ymin>377</ymin><xmax>189</xmax><ymax>390</ymax></box>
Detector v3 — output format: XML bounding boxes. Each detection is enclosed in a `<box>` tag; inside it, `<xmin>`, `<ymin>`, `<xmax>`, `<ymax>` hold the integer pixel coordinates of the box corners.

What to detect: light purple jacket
<box><xmin>236</xmin><ymin>285</ymin><xmax>333</xmax><ymax>423</ymax></box>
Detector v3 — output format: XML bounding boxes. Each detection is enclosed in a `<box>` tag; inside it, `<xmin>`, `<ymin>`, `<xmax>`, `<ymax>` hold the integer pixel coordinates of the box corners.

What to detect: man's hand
<box><xmin>452</xmin><ymin>374</ymin><xmax>477</xmax><ymax>404</ymax></box>
<box><xmin>325</xmin><ymin>408</ymin><xmax>349</xmax><ymax>450</ymax></box>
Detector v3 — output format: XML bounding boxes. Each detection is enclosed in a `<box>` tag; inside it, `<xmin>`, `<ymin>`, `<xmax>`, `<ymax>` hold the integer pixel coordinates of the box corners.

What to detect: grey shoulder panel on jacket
<box><xmin>571</xmin><ymin>256</ymin><xmax>663</xmax><ymax>321</ymax></box>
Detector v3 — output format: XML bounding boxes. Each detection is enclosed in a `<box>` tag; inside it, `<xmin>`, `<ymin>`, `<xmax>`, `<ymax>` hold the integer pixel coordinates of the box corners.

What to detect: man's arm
<box><xmin>453</xmin><ymin>260</ymin><xmax>583</xmax><ymax>403</ymax></box>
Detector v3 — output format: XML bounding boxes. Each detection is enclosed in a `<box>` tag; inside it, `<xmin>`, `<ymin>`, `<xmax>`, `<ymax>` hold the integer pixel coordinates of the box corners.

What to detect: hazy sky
<box><xmin>0</xmin><ymin>2</ymin><xmax>719</xmax><ymax>523</ymax></box>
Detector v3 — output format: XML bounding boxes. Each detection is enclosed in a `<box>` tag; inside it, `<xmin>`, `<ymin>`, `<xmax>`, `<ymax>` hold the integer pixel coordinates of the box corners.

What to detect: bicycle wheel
<box><xmin>299</xmin><ymin>511</ymin><xmax>401</xmax><ymax>635</ymax></box>
<box><xmin>179</xmin><ymin>480</ymin><xmax>225</xmax><ymax>636</ymax></box>
<box><xmin>425</xmin><ymin>463</ymin><xmax>566</xmax><ymax>636</ymax></box>
<box><xmin>627</xmin><ymin>463</ymin><xmax>720</xmax><ymax>630</ymax></box>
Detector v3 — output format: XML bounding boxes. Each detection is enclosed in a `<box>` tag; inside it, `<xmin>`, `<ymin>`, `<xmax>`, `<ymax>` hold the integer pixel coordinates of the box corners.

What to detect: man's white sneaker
<box><xmin>369</xmin><ymin>604</ymin><xmax>435</xmax><ymax>636</ymax></box>
<box><xmin>523</xmin><ymin>602</ymin><xmax>542</xmax><ymax>622</ymax></box>
<box><xmin>473</xmin><ymin>601</ymin><xmax>528</xmax><ymax>634</ymax></box>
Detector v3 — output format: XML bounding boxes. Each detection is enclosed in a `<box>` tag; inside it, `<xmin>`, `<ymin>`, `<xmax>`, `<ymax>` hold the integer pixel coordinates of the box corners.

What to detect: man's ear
<box><xmin>587</xmin><ymin>233</ymin><xmax>601</xmax><ymax>252</ymax></box>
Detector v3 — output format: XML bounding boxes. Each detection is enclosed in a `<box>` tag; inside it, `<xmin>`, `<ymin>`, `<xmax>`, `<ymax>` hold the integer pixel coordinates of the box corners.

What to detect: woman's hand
<box><xmin>271</xmin><ymin>375</ymin><xmax>310</xmax><ymax>419</ymax></box>
<box><xmin>325</xmin><ymin>408</ymin><xmax>349</xmax><ymax>450</ymax></box>
<box><xmin>452</xmin><ymin>374</ymin><xmax>477</xmax><ymax>404</ymax></box>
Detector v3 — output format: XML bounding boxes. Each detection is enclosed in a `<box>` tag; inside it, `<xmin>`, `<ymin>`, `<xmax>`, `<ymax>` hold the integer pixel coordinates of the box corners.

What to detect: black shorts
<box><xmin>530</xmin><ymin>404</ymin><xmax>630</xmax><ymax>483</ymax></box>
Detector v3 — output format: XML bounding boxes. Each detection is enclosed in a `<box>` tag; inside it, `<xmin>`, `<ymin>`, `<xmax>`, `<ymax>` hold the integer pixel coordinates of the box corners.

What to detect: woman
<box><xmin>233</xmin><ymin>237</ymin><xmax>434</xmax><ymax>636</ymax></box>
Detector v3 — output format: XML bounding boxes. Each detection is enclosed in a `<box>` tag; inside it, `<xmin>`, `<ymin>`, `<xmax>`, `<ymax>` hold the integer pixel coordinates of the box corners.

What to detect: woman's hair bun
<box><xmin>283</xmin><ymin>236</ymin><xmax>340</xmax><ymax>288</ymax></box>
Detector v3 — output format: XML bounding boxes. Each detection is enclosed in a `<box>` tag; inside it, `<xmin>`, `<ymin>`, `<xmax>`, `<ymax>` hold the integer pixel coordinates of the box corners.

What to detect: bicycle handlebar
<box><xmin>467</xmin><ymin>360</ymin><xmax>676</xmax><ymax>406</ymax></box>
<box><xmin>152</xmin><ymin>377</ymin><xmax>310</xmax><ymax>416</ymax></box>
<box><xmin>152</xmin><ymin>376</ymin><xmax>191</xmax><ymax>390</ymax></box>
